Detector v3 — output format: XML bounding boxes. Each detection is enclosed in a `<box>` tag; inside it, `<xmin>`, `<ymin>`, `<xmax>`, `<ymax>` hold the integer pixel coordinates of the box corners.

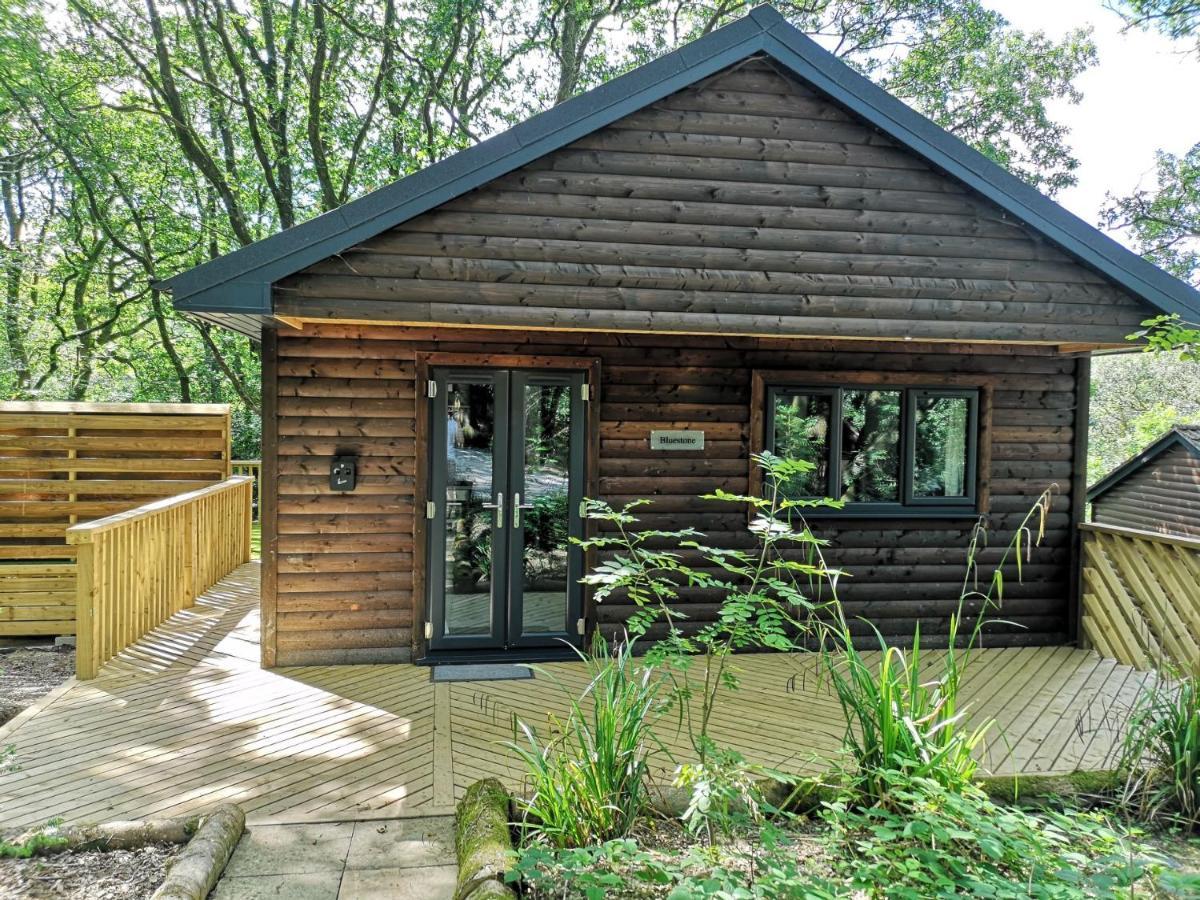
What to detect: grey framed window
<box><xmin>765</xmin><ymin>384</ymin><xmax>980</xmax><ymax>516</ymax></box>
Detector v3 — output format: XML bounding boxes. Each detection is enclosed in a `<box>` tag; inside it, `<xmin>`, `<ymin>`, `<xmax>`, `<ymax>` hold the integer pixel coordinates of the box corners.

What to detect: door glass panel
<box><xmin>913</xmin><ymin>394</ymin><xmax>971</xmax><ymax>498</ymax></box>
<box><xmin>841</xmin><ymin>389</ymin><xmax>901</xmax><ymax>502</ymax></box>
<box><xmin>519</xmin><ymin>381</ymin><xmax>572</xmax><ymax>634</ymax></box>
<box><xmin>443</xmin><ymin>379</ymin><xmax>497</xmax><ymax>637</ymax></box>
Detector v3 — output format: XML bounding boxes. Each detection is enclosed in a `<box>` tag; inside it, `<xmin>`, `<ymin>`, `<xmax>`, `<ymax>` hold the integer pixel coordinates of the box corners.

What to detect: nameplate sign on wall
<box><xmin>650</xmin><ymin>430</ymin><xmax>705</xmax><ymax>451</ymax></box>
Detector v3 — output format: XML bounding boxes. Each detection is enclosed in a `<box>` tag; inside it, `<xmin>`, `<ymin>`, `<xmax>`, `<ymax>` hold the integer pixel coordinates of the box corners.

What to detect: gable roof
<box><xmin>162</xmin><ymin>4</ymin><xmax>1200</xmax><ymax>339</ymax></box>
<box><xmin>1088</xmin><ymin>425</ymin><xmax>1200</xmax><ymax>503</ymax></box>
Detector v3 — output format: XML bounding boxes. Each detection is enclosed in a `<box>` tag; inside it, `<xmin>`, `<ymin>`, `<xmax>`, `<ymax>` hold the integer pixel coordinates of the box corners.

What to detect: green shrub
<box><xmin>0</xmin><ymin>819</ymin><xmax>68</xmax><ymax>859</ymax></box>
<box><xmin>577</xmin><ymin>453</ymin><xmax>840</xmax><ymax>764</ymax></box>
<box><xmin>509</xmin><ymin>780</ymin><xmax>1174</xmax><ymax>898</ymax></box>
<box><xmin>817</xmin><ymin>773</ymin><xmax>1166</xmax><ymax>898</ymax></box>
<box><xmin>507</xmin><ymin>636</ymin><xmax>662</xmax><ymax>848</ymax></box>
<box><xmin>1118</xmin><ymin>671</ymin><xmax>1200</xmax><ymax>828</ymax></box>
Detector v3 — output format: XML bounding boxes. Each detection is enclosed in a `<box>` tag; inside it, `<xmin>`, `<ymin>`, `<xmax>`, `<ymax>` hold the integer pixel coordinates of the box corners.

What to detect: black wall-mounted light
<box><xmin>330</xmin><ymin>456</ymin><xmax>357</xmax><ymax>492</ymax></box>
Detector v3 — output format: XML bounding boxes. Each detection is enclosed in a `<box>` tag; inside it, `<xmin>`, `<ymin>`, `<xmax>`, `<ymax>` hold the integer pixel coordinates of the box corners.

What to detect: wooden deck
<box><xmin>0</xmin><ymin>563</ymin><xmax>1155</xmax><ymax>827</ymax></box>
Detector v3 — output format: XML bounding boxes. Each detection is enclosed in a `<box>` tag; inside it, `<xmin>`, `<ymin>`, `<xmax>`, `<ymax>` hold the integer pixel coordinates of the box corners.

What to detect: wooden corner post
<box><xmin>74</xmin><ymin>537</ymin><xmax>98</xmax><ymax>680</ymax></box>
<box><xmin>1067</xmin><ymin>355</ymin><xmax>1092</xmax><ymax>645</ymax></box>
<box><xmin>260</xmin><ymin>327</ymin><xmax>279</xmax><ymax>669</ymax></box>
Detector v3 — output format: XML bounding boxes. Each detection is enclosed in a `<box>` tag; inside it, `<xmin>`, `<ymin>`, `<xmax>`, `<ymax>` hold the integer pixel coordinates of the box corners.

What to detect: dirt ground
<box><xmin>0</xmin><ymin>644</ymin><xmax>75</xmax><ymax>727</ymax></box>
<box><xmin>0</xmin><ymin>844</ymin><xmax>179</xmax><ymax>899</ymax></box>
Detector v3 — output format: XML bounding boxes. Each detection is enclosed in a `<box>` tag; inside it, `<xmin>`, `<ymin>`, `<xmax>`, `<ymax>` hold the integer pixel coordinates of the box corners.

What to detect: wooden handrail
<box><xmin>1079</xmin><ymin>521</ymin><xmax>1200</xmax><ymax>553</ymax></box>
<box><xmin>66</xmin><ymin>476</ymin><xmax>254</xmax><ymax>542</ymax></box>
<box><xmin>72</xmin><ymin>476</ymin><xmax>253</xmax><ymax>679</ymax></box>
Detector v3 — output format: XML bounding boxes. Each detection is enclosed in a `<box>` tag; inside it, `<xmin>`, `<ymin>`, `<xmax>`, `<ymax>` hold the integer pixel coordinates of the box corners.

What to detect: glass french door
<box><xmin>426</xmin><ymin>367</ymin><xmax>586</xmax><ymax>652</ymax></box>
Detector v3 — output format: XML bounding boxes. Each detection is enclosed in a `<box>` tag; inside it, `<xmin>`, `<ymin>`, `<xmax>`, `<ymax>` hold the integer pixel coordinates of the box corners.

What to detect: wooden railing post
<box><xmin>242</xmin><ymin>479</ymin><xmax>252</xmax><ymax>564</ymax></box>
<box><xmin>184</xmin><ymin>499</ymin><xmax>197</xmax><ymax>607</ymax></box>
<box><xmin>74</xmin><ymin>539</ymin><xmax>98</xmax><ymax>680</ymax></box>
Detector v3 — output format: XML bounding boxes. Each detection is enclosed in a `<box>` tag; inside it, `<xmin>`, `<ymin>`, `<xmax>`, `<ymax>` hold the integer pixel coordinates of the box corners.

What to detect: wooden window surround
<box><xmin>749</xmin><ymin>370</ymin><xmax>994</xmax><ymax>518</ymax></box>
<box><xmin>412</xmin><ymin>352</ymin><xmax>601</xmax><ymax>659</ymax></box>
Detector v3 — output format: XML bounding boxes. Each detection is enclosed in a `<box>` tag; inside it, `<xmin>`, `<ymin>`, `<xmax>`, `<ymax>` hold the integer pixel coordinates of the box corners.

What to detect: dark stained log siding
<box><xmin>1092</xmin><ymin>445</ymin><xmax>1200</xmax><ymax>537</ymax></box>
<box><xmin>274</xmin><ymin>58</ymin><xmax>1151</xmax><ymax>346</ymax></box>
<box><xmin>267</xmin><ymin>324</ymin><xmax>1078</xmax><ymax>665</ymax></box>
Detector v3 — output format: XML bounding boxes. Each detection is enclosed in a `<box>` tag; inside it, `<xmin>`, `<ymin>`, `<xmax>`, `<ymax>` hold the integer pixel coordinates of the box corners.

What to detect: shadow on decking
<box><xmin>0</xmin><ymin>562</ymin><xmax>1154</xmax><ymax>827</ymax></box>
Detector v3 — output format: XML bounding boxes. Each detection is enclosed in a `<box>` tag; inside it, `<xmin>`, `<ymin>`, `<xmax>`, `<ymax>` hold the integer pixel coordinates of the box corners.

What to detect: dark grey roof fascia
<box><xmin>1087</xmin><ymin>427</ymin><xmax>1200</xmax><ymax>503</ymax></box>
<box><xmin>163</xmin><ymin>4</ymin><xmax>1200</xmax><ymax>324</ymax></box>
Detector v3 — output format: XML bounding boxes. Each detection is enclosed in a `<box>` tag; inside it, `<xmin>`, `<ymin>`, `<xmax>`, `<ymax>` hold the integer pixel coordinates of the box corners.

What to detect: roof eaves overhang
<box><xmin>162</xmin><ymin>4</ymin><xmax>1200</xmax><ymax>327</ymax></box>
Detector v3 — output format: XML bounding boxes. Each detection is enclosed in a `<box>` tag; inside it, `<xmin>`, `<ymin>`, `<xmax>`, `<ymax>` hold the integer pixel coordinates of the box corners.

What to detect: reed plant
<box><xmin>507</xmin><ymin>635</ymin><xmax>663</xmax><ymax>848</ymax></box>
<box><xmin>813</xmin><ymin>489</ymin><xmax>1056</xmax><ymax>807</ymax></box>
<box><xmin>1118</xmin><ymin>669</ymin><xmax>1200</xmax><ymax>828</ymax></box>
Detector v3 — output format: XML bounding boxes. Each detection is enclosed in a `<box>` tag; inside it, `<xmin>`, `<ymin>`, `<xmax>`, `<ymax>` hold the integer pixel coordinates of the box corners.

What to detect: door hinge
<box><xmin>424</xmin><ymin>621</ymin><xmax>433</xmax><ymax>640</ymax></box>
<box><xmin>426</xmin><ymin>500</ymin><xmax>436</xmax><ymax>519</ymax></box>
<box><xmin>576</xmin><ymin>617</ymin><xmax>586</xmax><ymax>636</ymax></box>
<box><xmin>426</xmin><ymin>380</ymin><xmax>437</xmax><ymax>398</ymax></box>
<box><xmin>580</xmin><ymin>383</ymin><xmax>590</xmax><ymax>402</ymax></box>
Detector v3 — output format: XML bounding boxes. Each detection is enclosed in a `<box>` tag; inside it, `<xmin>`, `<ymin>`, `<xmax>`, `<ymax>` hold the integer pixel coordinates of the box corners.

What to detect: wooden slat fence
<box><xmin>0</xmin><ymin>401</ymin><xmax>231</xmax><ymax>636</ymax></box>
<box><xmin>1079</xmin><ymin>522</ymin><xmax>1200</xmax><ymax>672</ymax></box>
<box><xmin>68</xmin><ymin>476</ymin><xmax>253</xmax><ymax>679</ymax></box>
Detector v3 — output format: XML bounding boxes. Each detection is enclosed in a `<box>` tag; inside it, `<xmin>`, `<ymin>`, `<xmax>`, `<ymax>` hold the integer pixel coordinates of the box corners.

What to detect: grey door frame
<box><xmin>426</xmin><ymin>365</ymin><xmax>586</xmax><ymax>654</ymax></box>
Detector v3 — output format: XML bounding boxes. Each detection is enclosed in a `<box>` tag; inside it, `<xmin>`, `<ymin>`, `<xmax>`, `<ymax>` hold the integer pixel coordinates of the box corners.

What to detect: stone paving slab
<box><xmin>213</xmin><ymin>817</ymin><xmax>456</xmax><ymax>900</ymax></box>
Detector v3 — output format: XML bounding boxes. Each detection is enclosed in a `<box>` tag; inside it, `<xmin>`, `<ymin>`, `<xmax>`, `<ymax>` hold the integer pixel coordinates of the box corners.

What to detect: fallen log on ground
<box><xmin>3</xmin><ymin>814</ymin><xmax>202</xmax><ymax>857</ymax></box>
<box><xmin>151</xmin><ymin>804</ymin><xmax>245</xmax><ymax>900</ymax></box>
<box><xmin>455</xmin><ymin>778</ymin><xmax>517</xmax><ymax>900</ymax></box>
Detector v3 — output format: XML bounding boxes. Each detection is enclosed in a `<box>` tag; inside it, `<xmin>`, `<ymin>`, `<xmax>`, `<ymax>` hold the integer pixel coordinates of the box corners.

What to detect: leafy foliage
<box><xmin>1116</xmin><ymin>0</ymin><xmax>1200</xmax><ymax>42</ymax></box>
<box><xmin>507</xmin><ymin>635</ymin><xmax>663</xmax><ymax>849</ymax></box>
<box><xmin>816</xmin><ymin>776</ymin><xmax>1167</xmax><ymax>899</ymax></box>
<box><xmin>1089</xmin><ymin>348</ymin><xmax>1200</xmax><ymax>483</ymax></box>
<box><xmin>1</xmin><ymin>0</ymin><xmax>1095</xmax><ymax>434</ymax></box>
<box><xmin>885</xmin><ymin>6</ymin><xmax>1096</xmax><ymax>195</ymax></box>
<box><xmin>1104</xmin><ymin>145</ymin><xmax>1200</xmax><ymax>289</ymax></box>
<box><xmin>504</xmin><ymin>465</ymin><xmax>1191</xmax><ymax>898</ymax></box>
<box><xmin>1118</xmin><ymin>672</ymin><xmax>1200</xmax><ymax>828</ymax></box>
<box><xmin>577</xmin><ymin>453</ymin><xmax>842</xmax><ymax>766</ymax></box>
<box><xmin>0</xmin><ymin>819</ymin><xmax>67</xmax><ymax>859</ymax></box>
<box><xmin>509</xmin><ymin>784</ymin><xmax>1176</xmax><ymax>899</ymax></box>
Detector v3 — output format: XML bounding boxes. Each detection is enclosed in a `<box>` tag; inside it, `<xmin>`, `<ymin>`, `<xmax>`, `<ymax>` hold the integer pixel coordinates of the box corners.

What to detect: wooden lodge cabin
<box><xmin>1089</xmin><ymin>426</ymin><xmax>1200</xmax><ymax>538</ymax></box>
<box><xmin>162</xmin><ymin>6</ymin><xmax>1200</xmax><ymax>667</ymax></box>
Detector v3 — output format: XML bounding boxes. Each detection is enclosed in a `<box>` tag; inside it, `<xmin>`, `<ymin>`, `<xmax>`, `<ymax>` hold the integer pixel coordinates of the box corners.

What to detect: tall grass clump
<box><xmin>507</xmin><ymin>636</ymin><xmax>662</xmax><ymax>848</ymax></box>
<box><xmin>815</xmin><ymin>488</ymin><xmax>1055</xmax><ymax>806</ymax></box>
<box><xmin>1118</xmin><ymin>669</ymin><xmax>1200</xmax><ymax>828</ymax></box>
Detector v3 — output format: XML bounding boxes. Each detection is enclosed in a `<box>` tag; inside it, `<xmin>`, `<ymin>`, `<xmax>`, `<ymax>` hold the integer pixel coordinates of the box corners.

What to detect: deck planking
<box><xmin>0</xmin><ymin>563</ymin><xmax>1155</xmax><ymax>827</ymax></box>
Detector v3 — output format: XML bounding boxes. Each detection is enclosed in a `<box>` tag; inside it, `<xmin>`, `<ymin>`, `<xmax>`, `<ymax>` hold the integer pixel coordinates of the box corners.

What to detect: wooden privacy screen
<box><xmin>1080</xmin><ymin>523</ymin><xmax>1200</xmax><ymax>671</ymax></box>
<box><xmin>0</xmin><ymin>401</ymin><xmax>232</xmax><ymax>637</ymax></box>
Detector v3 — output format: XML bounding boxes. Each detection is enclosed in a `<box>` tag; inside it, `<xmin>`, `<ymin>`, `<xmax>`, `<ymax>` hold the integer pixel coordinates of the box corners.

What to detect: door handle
<box><xmin>481</xmin><ymin>491</ymin><xmax>504</xmax><ymax>527</ymax></box>
<box><xmin>512</xmin><ymin>492</ymin><xmax>535</xmax><ymax>528</ymax></box>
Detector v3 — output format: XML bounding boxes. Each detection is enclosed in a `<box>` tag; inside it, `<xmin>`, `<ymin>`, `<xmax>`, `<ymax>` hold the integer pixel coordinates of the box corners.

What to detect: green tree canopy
<box><xmin>1</xmin><ymin>0</ymin><xmax>1100</xmax><ymax>455</ymax></box>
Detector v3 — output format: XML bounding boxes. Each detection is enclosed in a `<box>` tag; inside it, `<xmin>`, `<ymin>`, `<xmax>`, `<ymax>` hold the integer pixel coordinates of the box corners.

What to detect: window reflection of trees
<box><xmin>771</xmin><ymin>386</ymin><xmax>973</xmax><ymax>506</ymax></box>
<box><xmin>523</xmin><ymin>385</ymin><xmax>570</xmax><ymax>588</ymax></box>
<box><xmin>840</xmin><ymin>389</ymin><xmax>901</xmax><ymax>503</ymax></box>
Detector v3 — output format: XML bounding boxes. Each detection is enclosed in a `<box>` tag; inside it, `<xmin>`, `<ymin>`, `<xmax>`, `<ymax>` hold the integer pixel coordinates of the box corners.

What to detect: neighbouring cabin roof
<box><xmin>1087</xmin><ymin>425</ymin><xmax>1200</xmax><ymax>504</ymax></box>
<box><xmin>161</xmin><ymin>4</ymin><xmax>1200</xmax><ymax>341</ymax></box>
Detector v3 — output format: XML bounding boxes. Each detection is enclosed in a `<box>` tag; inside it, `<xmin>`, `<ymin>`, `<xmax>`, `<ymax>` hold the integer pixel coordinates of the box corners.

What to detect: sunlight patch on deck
<box><xmin>0</xmin><ymin>562</ymin><xmax>1155</xmax><ymax>826</ymax></box>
